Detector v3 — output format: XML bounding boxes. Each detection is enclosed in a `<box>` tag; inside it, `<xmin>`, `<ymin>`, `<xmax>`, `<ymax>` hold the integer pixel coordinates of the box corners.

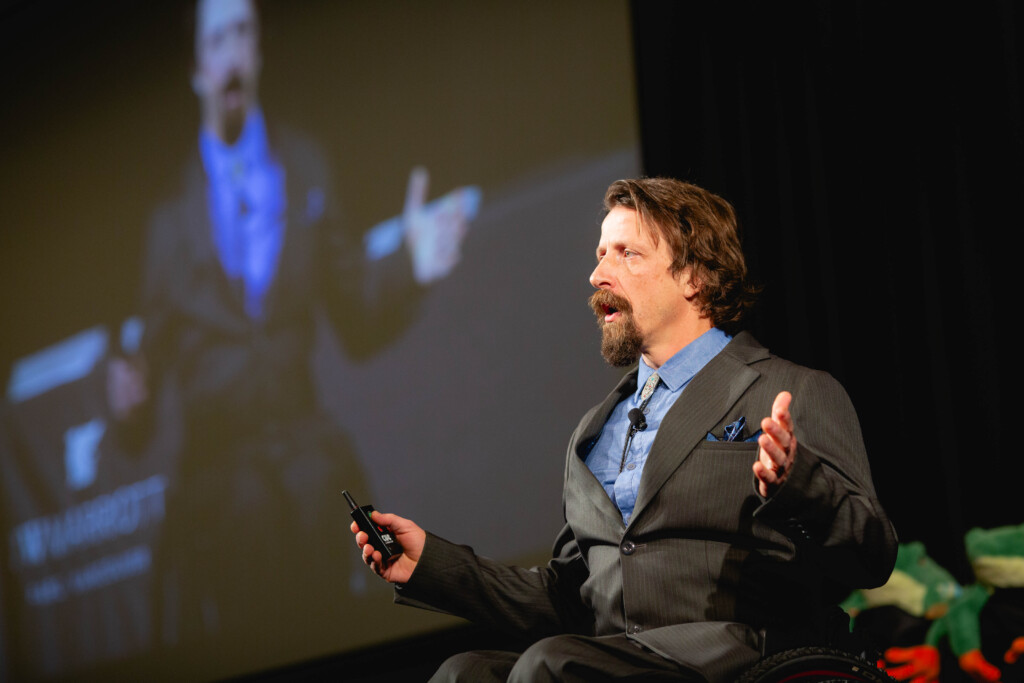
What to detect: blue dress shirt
<box><xmin>585</xmin><ymin>327</ymin><xmax>732</xmax><ymax>524</ymax></box>
<box><xmin>199</xmin><ymin>108</ymin><xmax>286</xmax><ymax>319</ymax></box>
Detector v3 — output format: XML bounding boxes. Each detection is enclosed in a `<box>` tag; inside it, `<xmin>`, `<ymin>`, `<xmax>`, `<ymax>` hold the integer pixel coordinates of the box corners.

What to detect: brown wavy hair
<box><xmin>603</xmin><ymin>178</ymin><xmax>759</xmax><ymax>333</ymax></box>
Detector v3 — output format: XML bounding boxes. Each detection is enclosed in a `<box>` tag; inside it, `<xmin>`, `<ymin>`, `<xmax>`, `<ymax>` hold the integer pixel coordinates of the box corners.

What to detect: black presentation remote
<box><xmin>343</xmin><ymin>490</ymin><xmax>404</xmax><ymax>562</ymax></box>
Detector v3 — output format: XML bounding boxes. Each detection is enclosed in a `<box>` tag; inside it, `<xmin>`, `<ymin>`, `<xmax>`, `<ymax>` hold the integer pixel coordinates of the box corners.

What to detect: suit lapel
<box><xmin>630</xmin><ymin>333</ymin><xmax>767</xmax><ymax>526</ymax></box>
<box><xmin>572</xmin><ymin>370</ymin><xmax>637</xmax><ymax>460</ymax></box>
<box><xmin>180</xmin><ymin>158</ymin><xmax>251</xmax><ymax>329</ymax></box>
<box><xmin>183</xmin><ymin>160</ymin><xmax>219</xmax><ymax>269</ymax></box>
<box><xmin>566</xmin><ymin>370</ymin><xmax>638</xmax><ymax>524</ymax></box>
<box><xmin>261</xmin><ymin>130</ymin><xmax>298</xmax><ymax>323</ymax></box>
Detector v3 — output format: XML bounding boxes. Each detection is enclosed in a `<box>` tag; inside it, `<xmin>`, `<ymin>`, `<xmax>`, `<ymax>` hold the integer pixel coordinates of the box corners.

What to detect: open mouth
<box><xmin>223</xmin><ymin>87</ymin><xmax>244</xmax><ymax>107</ymax></box>
<box><xmin>591</xmin><ymin>291</ymin><xmax>629</xmax><ymax>323</ymax></box>
<box><xmin>221</xmin><ymin>75</ymin><xmax>246</xmax><ymax>110</ymax></box>
<box><xmin>590</xmin><ymin>290</ymin><xmax>630</xmax><ymax>325</ymax></box>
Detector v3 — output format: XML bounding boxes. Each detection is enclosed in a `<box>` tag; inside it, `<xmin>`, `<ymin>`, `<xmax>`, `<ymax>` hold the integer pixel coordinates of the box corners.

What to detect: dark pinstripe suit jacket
<box><xmin>396</xmin><ymin>332</ymin><xmax>898</xmax><ymax>681</ymax></box>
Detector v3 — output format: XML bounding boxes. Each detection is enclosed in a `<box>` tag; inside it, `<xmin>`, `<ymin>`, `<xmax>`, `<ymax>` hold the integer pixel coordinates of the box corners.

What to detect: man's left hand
<box><xmin>753</xmin><ymin>390</ymin><xmax>796</xmax><ymax>497</ymax></box>
<box><xmin>403</xmin><ymin>166</ymin><xmax>477</xmax><ymax>284</ymax></box>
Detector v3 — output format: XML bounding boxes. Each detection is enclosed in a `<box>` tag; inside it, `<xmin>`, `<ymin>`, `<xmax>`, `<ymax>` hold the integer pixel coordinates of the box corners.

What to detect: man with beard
<box><xmin>112</xmin><ymin>0</ymin><xmax>476</xmax><ymax>661</ymax></box>
<box><xmin>351</xmin><ymin>177</ymin><xmax>897</xmax><ymax>682</ymax></box>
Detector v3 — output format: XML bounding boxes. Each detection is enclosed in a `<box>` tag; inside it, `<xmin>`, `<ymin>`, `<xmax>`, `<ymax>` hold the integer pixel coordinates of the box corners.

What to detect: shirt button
<box><xmin>621</xmin><ymin>540</ymin><xmax>636</xmax><ymax>555</ymax></box>
<box><xmin>626</xmin><ymin>463</ymin><xmax>636</xmax><ymax>471</ymax></box>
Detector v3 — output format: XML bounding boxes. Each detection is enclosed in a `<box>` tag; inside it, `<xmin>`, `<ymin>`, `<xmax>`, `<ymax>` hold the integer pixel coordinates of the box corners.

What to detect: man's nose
<box><xmin>225</xmin><ymin>36</ymin><xmax>245</xmax><ymax>66</ymax></box>
<box><xmin>589</xmin><ymin>259</ymin><xmax>613</xmax><ymax>289</ymax></box>
<box><xmin>222</xmin><ymin>25</ymin><xmax>251</xmax><ymax>64</ymax></box>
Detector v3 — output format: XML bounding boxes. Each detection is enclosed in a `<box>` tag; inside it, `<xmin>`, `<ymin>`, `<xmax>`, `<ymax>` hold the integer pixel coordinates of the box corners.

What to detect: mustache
<box><xmin>589</xmin><ymin>290</ymin><xmax>632</xmax><ymax>319</ymax></box>
<box><xmin>222</xmin><ymin>72</ymin><xmax>244</xmax><ymax>94</ymax></box>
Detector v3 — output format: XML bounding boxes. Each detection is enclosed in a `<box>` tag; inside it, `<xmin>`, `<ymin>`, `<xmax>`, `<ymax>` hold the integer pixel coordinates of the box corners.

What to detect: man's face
<box><xmin>193</xmin><ymin>0</ymin><xmax>261</xmax><ymax>143</ymax></box>
<box><xmin>589</xmin><ymin>206</ymin><xmax>695</xmax><ymax>367</ymax></box>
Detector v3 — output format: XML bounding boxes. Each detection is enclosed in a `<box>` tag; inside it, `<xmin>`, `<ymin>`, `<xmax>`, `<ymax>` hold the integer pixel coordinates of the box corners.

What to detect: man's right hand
<box><xmin>351</xmin><ymin>511</ymin><xmax>425</xmax><ymax>584</ymax></box>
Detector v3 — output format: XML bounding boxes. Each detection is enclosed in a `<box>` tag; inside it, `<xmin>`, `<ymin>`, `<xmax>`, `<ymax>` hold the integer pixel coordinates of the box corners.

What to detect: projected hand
<box><xmin>106</xmin><ymin>355</ymin><xmax>148</xmax><ymax>422</ymax></box>
<box><xmin>351</xmin><ymin>510</ymin><xmax>425</xmax><ymax>584</ymax></box>
<box><xmin>753</xmin><ymin>391</ymin><xmax>796</xmax><ymax>497</ymax></box>
<box><xmin>403</xmin><ymin>166</ymin><xmax>474</xmax><ymax>284</ymax></box>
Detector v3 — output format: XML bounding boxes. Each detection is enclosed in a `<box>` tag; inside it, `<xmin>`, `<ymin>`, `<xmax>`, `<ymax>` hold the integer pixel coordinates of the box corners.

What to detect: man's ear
<box><xmin>678</xmin><ymin>267</ymin><xmax>701</xmax><ymax>300</ymax></box>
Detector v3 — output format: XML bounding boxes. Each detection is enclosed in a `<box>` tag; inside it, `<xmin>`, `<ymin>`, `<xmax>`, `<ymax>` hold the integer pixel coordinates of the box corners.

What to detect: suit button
<box><xmin>628</xmin><ymin>624</ymin><xmax>642</xmax><ymax>634</ymax></box>
<box><xmin>621</xmin><ymin>541</ymin><xmax>636</xmax><ymax>555</ymax></box>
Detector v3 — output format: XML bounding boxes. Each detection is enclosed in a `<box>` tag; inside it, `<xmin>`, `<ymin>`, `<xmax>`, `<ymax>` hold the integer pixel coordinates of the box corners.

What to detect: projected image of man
<box><xmin>113</xmin><ymin>0</ymin><xmax>478</xmax><ymax>663</ymax></box>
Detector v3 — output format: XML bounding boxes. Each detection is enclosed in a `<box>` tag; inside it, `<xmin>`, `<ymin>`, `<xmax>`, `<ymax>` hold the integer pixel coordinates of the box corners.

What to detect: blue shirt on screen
<box><xmin>199</xmin><ymin>108</ymin><xmax>286</xmax><ymax>319</ymax></box>
<box><xmin>585</xmin><ymin>327</ymin><xmax>732</xmax><ymax>525</ymax></box>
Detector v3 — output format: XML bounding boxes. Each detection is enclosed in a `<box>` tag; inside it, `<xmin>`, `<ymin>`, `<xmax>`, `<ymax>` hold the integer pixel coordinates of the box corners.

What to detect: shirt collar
<box><xmin>636</xmin><ymin>327</ymin><xmax>732</xmax><ymax>396</ymax></box>
<box><xmin>199</xmin><ymin>107</ymin><xmax>270</xmax><ymax>182</ymax></box>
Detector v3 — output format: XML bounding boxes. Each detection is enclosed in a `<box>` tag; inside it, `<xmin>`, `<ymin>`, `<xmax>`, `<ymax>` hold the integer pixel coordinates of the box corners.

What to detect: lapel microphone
<box><xmin>619</xmin><ymin>408</ymin><xmax>648</xmax><ymax>474</ymax></box>
<box><xmin>627</xmin><ymin>408</ymin><xmax>647</xmax><ymax>432</ymax></box>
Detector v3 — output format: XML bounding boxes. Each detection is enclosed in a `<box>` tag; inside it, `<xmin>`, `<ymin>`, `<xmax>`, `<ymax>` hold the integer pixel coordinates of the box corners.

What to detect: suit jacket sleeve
<box><xmin>393</xmin><ymin>524</ymin><xmax>595</xmax><ymax>641</ymax></box>
<box><xmin>273</xmin><ymin>127</ymin><xmax>425</xmax><ymax>361</ymax></box>
<box><xmin>752</xmin><ymin>367</ymin><xmax>897</xmax><ymax>591</ymax></box>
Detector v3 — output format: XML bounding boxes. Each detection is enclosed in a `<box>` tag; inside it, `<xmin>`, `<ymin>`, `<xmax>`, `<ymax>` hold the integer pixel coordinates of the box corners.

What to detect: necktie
<box><xmin>639</xmin><ymin>372</ymin><xmax>660</xmax><ymax>404</ymax></box>
<box><xmin>619</xmin><ymin>372</ymin><xmax>659</xmax><ymax>473</ymax></box>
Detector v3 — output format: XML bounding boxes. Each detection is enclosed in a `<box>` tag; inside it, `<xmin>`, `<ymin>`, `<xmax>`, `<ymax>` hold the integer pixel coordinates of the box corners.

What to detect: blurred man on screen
<box><xmin>352</xmin><ymin>177</ymin><xmax>897</xmax><ymax>682</ymax></box>
<box><xmin>111</xmin><ymin>0</ymin><xmax>476</xmax><ymax>660</ymax></box>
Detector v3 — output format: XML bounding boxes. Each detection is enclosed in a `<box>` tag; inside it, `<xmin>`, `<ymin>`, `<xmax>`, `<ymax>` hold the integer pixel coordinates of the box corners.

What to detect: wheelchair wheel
<box><xmin>737</xmin><ymin>646</ymin><xmax>894</xmax><ymax>683</ymax></box>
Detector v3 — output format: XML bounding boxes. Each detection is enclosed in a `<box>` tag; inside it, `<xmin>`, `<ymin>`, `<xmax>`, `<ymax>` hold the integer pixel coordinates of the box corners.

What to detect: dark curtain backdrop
<box><xmin>632</xmin><ymin>0</ymin><xmax>1023</xmax><ymax>581</ymax></box>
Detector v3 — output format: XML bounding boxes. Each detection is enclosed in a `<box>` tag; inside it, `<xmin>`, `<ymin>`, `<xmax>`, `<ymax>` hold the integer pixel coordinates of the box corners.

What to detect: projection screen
<box><xmin>0</xmin><ymin>1</ymin><xmax>640</xmax><ymax>680</ymax></box>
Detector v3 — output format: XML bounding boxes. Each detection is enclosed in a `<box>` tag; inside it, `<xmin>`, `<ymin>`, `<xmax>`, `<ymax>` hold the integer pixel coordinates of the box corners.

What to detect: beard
<box><xmin>216</xmin><ymin>73</ymin><xmax>251</xmax><ymax>144</ymax></box>
<box><xmin>589</xmin><ymin>290</ymin><xmax>643</xmax><ymax>367</ymax></box>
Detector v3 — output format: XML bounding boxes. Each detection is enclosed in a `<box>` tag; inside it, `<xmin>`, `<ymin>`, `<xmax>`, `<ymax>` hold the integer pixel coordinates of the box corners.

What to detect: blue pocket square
<box><xmin>706</xmin><ymin>417</ymin><xmax>762</xmax><ymax>442</ymax></box>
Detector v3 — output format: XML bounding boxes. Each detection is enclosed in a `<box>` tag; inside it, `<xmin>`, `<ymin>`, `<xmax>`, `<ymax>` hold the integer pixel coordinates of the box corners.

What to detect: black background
<box><xmin>631</xmin><ymin>0</ymin><xmax>1022</xmax><ymax>583</ymax></box>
